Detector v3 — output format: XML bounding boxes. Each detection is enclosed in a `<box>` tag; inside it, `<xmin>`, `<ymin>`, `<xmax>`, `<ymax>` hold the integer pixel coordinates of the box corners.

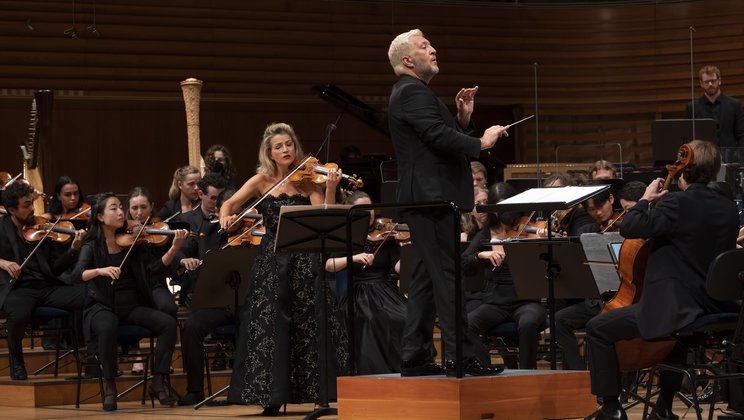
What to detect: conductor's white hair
<box><xmin>388</xmin><ymin>29</ymin><xmax>423</xmax><ymax>76</ymax></box>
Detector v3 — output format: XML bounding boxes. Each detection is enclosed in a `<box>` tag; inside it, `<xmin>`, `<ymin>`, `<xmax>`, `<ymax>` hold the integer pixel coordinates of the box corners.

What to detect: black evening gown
<box><xmin>227</xmin><ymin>193</ymin><xmax>348</xmax><ymax>407</ymax></box>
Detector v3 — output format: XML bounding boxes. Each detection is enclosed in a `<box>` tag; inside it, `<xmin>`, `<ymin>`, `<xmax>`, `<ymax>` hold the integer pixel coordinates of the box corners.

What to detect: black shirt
<box><xmin>685</xmin><ymin>93</ymin><xmax>744</xmax><ymax>147</ymax></box>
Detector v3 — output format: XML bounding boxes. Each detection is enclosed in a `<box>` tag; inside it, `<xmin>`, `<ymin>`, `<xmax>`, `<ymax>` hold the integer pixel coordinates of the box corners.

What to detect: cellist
<box><xmin>587</xmin><ymin>140</ymin><xmax>742</xmax><ymax>420</ymax></box>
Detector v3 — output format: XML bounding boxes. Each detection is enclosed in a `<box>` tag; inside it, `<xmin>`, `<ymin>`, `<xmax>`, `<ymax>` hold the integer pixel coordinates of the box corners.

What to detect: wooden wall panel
<box><xmin>1</xmin><ymin>0</ymin><xmax>744</xmax><ymax>205</ymax></box>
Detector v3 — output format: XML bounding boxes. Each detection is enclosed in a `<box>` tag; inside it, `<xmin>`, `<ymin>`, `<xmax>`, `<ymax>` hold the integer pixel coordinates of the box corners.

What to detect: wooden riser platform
<box><xmin>0</xmin><ymin>371</ymin><xmax>231</xmax><ymax>407</ymax></box>
<box><xmin>338</xmin><ymin>369</ymin><xmax>595</xmax><ymax>420</ymax></box>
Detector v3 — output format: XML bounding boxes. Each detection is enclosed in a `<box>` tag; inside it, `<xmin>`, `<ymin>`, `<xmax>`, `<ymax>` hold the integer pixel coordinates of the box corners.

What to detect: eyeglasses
<box><xmin>701</xmin><ymin>79</ymin><xmax>720</xmax><ymax>85</ymax></box>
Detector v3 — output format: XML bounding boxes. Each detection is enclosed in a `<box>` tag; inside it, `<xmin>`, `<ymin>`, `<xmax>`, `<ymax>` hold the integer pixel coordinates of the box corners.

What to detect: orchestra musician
<box><xmin>463</xmin><ymin>182</ymin><xmax>547</xmax><ymax>369</ymax></box>
<box><xmin>387</xmin><ymin>28</ymin><xmax>507</xmax><ymax>377</ymax></box>
<box><xmin>42</xmin><ymin>175</ymin><xmax>89</xmax><ymax>220</ymax></box>
<box><xmin>72</xmin><ymin>192</ymin><xmax>187</xmax><ymax>411</ymax></box>
<box><xmin>554</xmin><ymin>180</ymin><xmax>645</xmax><ymax>371</ymax></box>
<box><xmin>0</xmin><ymin>181</ymin><xmax>86</xmax><ymax>380</ymax></box>
<box><xmin>324</xmin><ymin>190</ymin><xmax>407</xmax><ymax>375</ymax></box>
<box><xmin>204</xmin><ymin>144</ymin><xmax>240</xmax><ymax>191</ymax></box>
<box><xmin>587</xmin><ymin>140</ymin><xmax>742</xmax><ymax>420</ymax></box>
<box><xmin>219</xmin><ymin>122</ymin><xmax>345</xmax><ymax>415</ymax></box>
<box><xmin>156</xmin><ymin>165</ymin><xmax>201</xmax><ymax>222</ymax></box>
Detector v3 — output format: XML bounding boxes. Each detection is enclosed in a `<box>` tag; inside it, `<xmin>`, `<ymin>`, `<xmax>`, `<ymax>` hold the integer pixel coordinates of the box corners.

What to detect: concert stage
<box><xmin>337</xmin><ymin>369</ymin><xmax>595</xmax><ymax>420</ymax></box>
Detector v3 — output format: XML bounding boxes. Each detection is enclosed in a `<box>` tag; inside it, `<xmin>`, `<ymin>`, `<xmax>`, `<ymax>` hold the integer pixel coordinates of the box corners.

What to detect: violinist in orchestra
<box><xmin>543</xmin><ymin>172</ymin><xmax>594</xmax><ymax>237</ymax></box>
<box><xmin>324</xmin><ymin>191</ymin><xmax>407</xmax><ymax>375</ymax></box>
<box><xmin>463</xmin><ymin>182</ymin><xmax>547</xmax><ymax>369</ymax></box>
<box><xmin>126</xmin><ymin>187</ymin><xmax>179</xmax><ymax>319</ymax></box>
<box><xmin>587</xmin><ymin>140</ymin><xmax>742</xmax><ymax>420</ymax></box>
<box><xmin>387</xmin><ymin>29</ymin><xmax>507</xmax><ymax>377</ymax></box>
<box><xmin>156</xmin><ymin>165</ymin><xmax>201</xmax><ymax>222</ymax></box>
<box><xmin>71</xmin><ymin>192</ymin><xmax>187</xmax><ymax>411</ymax></box>
<box><xmin>218</xmin><ymin>122</ymin><xmax>345</xmax><ymax>415</ymax></box>
<box><xmin>0</xmin><ymin>181</ymin><xmax>86</xmax><ymax>380</ymax></box>
<box><xmin>589</xmin><ymin>160</ymin><xmax>617</xmax><ymax>180</ymax></box>
<box><xmin>42</xmin><ymin>175</ymin><xmax>90</xmax><ymax>220</ymax></box>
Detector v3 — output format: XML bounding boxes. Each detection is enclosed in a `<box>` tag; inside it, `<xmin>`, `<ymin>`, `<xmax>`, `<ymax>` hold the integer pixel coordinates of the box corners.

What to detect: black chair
<box><xmin>194</xmin><ymin>323</ymin><xmax>236</xmax><ymax>409</ymax></box>
<box><xmin>641</xmin><ymin>248</ymin><xmax>744</xmax><ymax>420</ymax></box>
<box><xmin>75</xmin><ymin>325</ymin><xmax>157</xmax><ymax>408</ymax></box>
<box><xmin>485</xmin><ymin>318</ymin><xmax>550</xmax><ymax>369</ymax></box>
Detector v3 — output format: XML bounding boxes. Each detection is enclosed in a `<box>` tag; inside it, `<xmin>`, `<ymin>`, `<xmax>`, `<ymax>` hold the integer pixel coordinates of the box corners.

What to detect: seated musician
<box><xmin>543</xmin><ymin>172</ymin><xmax>594</xmax><ymax>236</ymax></box>
<box><xmin>156</xmin><ymin>165</ymin><xmax>201</xmax><ymax>222</ymax></box>
<box><xmin>0</xmin><ymin>182</ymin><xmax>86</xmax><ymax>380</ymax></box>
<box><xmin>463</xmin><ymin>182</ymin><xmax>547</xmax><ymax>369</ymax></box>
<box><xmin>42</xmin><ymin>175</ymin><xmax>89</xmax><ymax>220</ymax></box>
<box><xmin>554</xmin><ymin>180</ymin><xmax>645</xmax><ymax>371</ymax></box>
<box><xmin>590</xmin><ymin>160</ymin><xmax>617</xmax><ymax>180</ymax></box>
<box><xmin>589</xmin><ymin>140</ymin><xmax>741</xmax><ymax>420</ymax></box>
<box><xmin>173</xmin><ymin>173</ymin><xmax>227</xmax><ymax>307</ymax></box>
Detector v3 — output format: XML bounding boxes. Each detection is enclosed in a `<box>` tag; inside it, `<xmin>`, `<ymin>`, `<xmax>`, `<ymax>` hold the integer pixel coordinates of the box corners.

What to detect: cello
<box><xmin>602</xmin><ymin>144</ymin><xmax>693</xmax><ymax>372</ymax></box>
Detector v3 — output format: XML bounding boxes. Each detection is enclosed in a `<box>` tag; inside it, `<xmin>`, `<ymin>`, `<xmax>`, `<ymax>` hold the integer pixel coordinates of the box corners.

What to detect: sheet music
<box><xmin>499</xmin><ymin>185</ymin><xmax>608</xmax><ymax>206</ymax></box>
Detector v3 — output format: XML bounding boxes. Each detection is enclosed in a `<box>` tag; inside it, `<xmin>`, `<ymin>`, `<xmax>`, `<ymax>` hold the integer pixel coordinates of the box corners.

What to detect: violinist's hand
<box><xmin>352</xmin><ymin>252</ymin><xmax>375</xmax><ymax>267</ymax></box>
<box><xmin>220</xmin><ymin>214</ymin><xmax>239</xmax><ymax>231</ymax></box>
<box><xmin>98</xmin><ymin>266</ymin><xmax>121</xmax><ymax>281</ymax></box>
<box><xmin>71</xmin><ymin>229</ymin><xmax>86</xmax><ymax>251</ymax></box>
<box><xmin>171</xmin><ymin>229</ymin><xmax>189</xmax><ymax>250</ymax></box>
<box><xmin>180</xmin><ymin>258</ymin><xmax>201</xmax><ymax>272</ymax></box>
<box><xmin>478</xmin><ymin>250</ymin><xmax>506</xmax><ymax>268</ymax></box>
<box><xmin>326</xmin><ymin>168</ymin><xmax>342</xmax><ymax>190</ymax></box>
<box><xmin>456</xmin><ymin>86</ymin><xmax>478</xmax><ymax>127</ymax></box>
<box><xmin>641</xmin><ymin>178</ymin><xmax>668</xmax><ymax>203</ymax></box>
<box><xmin>0</xmin><ymin>259</ymin><xmax>21</xmax><ymax>279</ymax></box>
<box><xmin>480</xmin><ymin>125</ymin><xmax>509</xmax><ymax>150</ymax></box>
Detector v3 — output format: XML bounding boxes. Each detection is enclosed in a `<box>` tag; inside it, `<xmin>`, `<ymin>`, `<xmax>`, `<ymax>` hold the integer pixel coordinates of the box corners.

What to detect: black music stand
<box><xmin>274</xmin><ymin>204</ymin><xmax>369</xmax><ymax>420</ymax></box>
<box><xmin>477</xmin><ymin>184</ymin><xmax>609</xmax><ymax>369</ymax></box>
<box><xmin>189</xmin><ymin>247</ymin><xmax>256</xmax><ymax>410</ymax></box>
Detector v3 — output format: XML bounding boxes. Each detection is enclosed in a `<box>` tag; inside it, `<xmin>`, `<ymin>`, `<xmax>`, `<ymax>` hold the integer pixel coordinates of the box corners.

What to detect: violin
<box><xmin>600</xmin><ymin>210</ymin><xmax>625</xmax><ymax>233</ymax></box>
<box><xmin>550</xmin><ymin>208</ymin><xmax>574</xmax><ymax>236</ymax></box>
<box><xmin>505</xmin><ymin>213</ymin><xmax>549</xmax><ymax>239</ymax></box>
<box><xmin>115</xmin><ymin>220</ymin><xmax>203</xmax><ymax>247</ymax></box>
<box><xmin>0</xmin><ymin>171</ymin><xmax>11</xmax><ymax>190</ymax></box>
<box><xmin>288</xmin><ymin>156</ymin><xmax>364</xmax><ymax>190</ymax></box>
<box><xmin>20</xmin><ymin>216</ymin><xmax>78</xmax><ymax>244</ymax></box>
<box><xmin>62</xmin><ymin>202</ymin><xmax>91</xmax><ymax>220</ymax></box>
<box><xmin>224</xmin><ymin>223</ymin><xmax>265</xmax><ymax>248</ymax></box>
<box><xmin>367</xmin><ymin>218</ymin><xmax>410</xmax><ymax>243</ymax></box>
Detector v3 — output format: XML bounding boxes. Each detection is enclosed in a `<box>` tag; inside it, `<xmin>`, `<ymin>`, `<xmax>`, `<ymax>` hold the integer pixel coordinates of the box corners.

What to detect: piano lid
<box><xmin>313</xmin><ymin>84</ymin><xmax>390</xmax><ymax>138</ymax></box>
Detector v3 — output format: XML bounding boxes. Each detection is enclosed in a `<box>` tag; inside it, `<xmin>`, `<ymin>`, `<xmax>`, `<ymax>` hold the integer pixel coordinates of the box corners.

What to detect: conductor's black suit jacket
<box><xmin>388</xmin><ymin>75</ymin><xmax>481</xmax><ymax>211</ymax></box>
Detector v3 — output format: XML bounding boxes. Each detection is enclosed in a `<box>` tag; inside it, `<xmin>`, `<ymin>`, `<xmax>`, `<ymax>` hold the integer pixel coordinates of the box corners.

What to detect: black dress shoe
<box><xmin>261</xmin><ymin>405</ymin><xmax>282</xmax><ymax>416</ymax></box>
<box><xmin>177</xmin><ymin>392</ymin><xmax>205</xmax><ymax>406</ymax></box>
<box><xmin>648</xmin><ymin>407</ymin><xmax>678</xmax><ymax>420</ymax></box>
<box><xmin>400</xmin><ymin>359</ymin><xmax>444</xmax><ymax>377</ymax></box>
<box><xmin>445</xmin><ymin>358</ymin><xmax>504</xmax><ymax>377</ymax></box>
<box><xmin>9</xmin><ymin>357</ymin><xmax>27</xmax><ymax>380</ymax></box>
<box><xmin>595</xmin><ymin>405</ymin><xmax>628</xmax><ymax>420</ymax></box>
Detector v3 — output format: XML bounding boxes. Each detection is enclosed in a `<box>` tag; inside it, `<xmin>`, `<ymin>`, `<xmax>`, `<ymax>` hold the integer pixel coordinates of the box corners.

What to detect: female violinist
<box><xmin>462</xmin><ymin>182</ymin><xmax>547</xmax><ymax>369</ymax></box>
<box><xmin>586</xmin><ymin>141</ymin><xmax>743</xmax><ymax>419</ymax></box>
<box><xmin>461</xmin><ymin>186</ymin><xmax>489</xmax><ymax>242</ymax></box>
<box><xmin>42</xmin><ymin>175</ymin><xmax>90</xmax><ymax>220</ymax></box>
<box><xmin>324</xmin><ymin>191</ymin><xmax>407</xmax><ymax>375</ymax></box>
<box><xmin>218</xmin><ymin>122</ymin><xmax>346</xmax><ymax>415</ymax></box>
<box><xmin>156</xmin><ymin>165</ymin><xmax>201</xmax><ymax>222</ymax></box>
<box><xmin>72</xmin><ymin>193</ymin><xmax>187</xmax><ymax>411</ymax></box>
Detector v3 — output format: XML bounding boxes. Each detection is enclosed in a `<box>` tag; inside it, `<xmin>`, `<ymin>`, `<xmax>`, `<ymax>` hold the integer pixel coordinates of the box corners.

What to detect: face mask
<box><xmin>211</xmin><ymin>160</ymin><xmax>225</xmax><ymax>174</ymax></box>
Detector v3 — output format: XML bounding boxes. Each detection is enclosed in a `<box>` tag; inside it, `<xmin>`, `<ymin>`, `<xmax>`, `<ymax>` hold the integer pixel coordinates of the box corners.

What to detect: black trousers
<box><xmin>181</xmin><ymin>308</ymin><xmax>233</xmax><ymax>394</ymax></box>
<box><xmin>586</xmin><ymin>305</ymin><xmax>685</xmax><ymax>400</ymax></box>
<box><xmin>554</xmin><ymin>299</ymin><xmax>601</xmax><ymax>370</ymax></box>
<box><xmin>151</xmin><ymin>286</ymin><xmax>178</xmax><ymax>320</ymax></box>
<box><xmin>89</xmin><ymin>306</ymin><xmax>177</xmax><ymax>380</ymax></box>
<box><xmin>468</xmin><ymin>302</ymin><xmax>546</xmax><ymax>369</ymax></box>
<box><xmin>2</xmin><ymin>283</ymin><xmax>85</xmax><ymax>362</ymax></box>
<box><xmin>402</xmin><ymin>210</ymin><xmax>489</xmax><ymax>364</ymax></box>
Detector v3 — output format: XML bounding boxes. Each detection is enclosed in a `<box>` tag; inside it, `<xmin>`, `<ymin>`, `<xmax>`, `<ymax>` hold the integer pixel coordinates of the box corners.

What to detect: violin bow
<box><xmin>68</xmin><ymin>206</ymin><xmax>89</xmax><ymax>220</ymax></box>
<box><xmin>221</xmin><ymin>154</ymin><xmax>315</xmax><ymax>234</ymax></box>
<box><xmin>114</xmin><ymin>215</ymin><xmax>150</xmax><ymax>284</ymax></box>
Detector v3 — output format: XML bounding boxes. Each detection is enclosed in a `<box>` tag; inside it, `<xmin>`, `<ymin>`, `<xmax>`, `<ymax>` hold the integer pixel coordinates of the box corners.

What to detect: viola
<box><xmin>288</xmin><ymin>156</ymin><xmax>364</xmax><ymax>190</ymax></box>
<box><xmin>367</xmin><ymin>218</ymin><xmax>410</xmax><ymax>243</ymax></box>
<box><xmin>602</xmin><ymin>144</ymin><xmax>692</xmax><ymax>371</ymax></box>
<box><xmin>115</xmin><ymin>220</ymin><xmax>203</xmax><ymax>247</ymax></box>
<box><xmin>62</xmin><ymin>202</ymin><xmax>91</xmax><ymax>220</ymax></box>
<box><xmin>21</xmin><ymin>216</ymin><xmax>78</xmax><ymax>244</ymax></box>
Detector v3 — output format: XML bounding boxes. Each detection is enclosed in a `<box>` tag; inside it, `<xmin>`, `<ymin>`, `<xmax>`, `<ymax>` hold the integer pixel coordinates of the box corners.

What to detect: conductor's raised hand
<box><xmin>480</xmin><ymin>125</ymin><xmax>509</xmax><ymax>150</ymax></box>
<box><xmin>456</xmin><ymin>86</ymin><xmax>479</xmax><ymax>126</ymax></box>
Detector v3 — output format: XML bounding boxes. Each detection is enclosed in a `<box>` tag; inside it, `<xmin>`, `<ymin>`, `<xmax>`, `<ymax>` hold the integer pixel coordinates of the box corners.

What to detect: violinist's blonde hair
<box><xmin>167</xmin><ymin>165</ymin><xmax>200</xmax><ymax>201</ymax></box>
<box><xmin>256</xmin><ymin>122</ymin><xmax>305</xmax><ymax>178</ymax></box>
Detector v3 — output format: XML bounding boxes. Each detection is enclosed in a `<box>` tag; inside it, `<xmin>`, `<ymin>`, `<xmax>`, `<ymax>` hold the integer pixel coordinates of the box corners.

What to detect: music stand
<box><xmin>476</xmin><ymin>184</ymin><xmax>609</xmax><ymax>369</ymax></box>
<box><xmin>579</xmin><ymin>232</ymin><xmax>623</xmax><ymax>295</ymax></box>
<box><xmin>274</xmin><ymin>204</ymin><xmax>369</xmax><ymax>420</ymax></box>
<box><xmin>188</xmin><ymin>247</ymin><xmax>256</xmax><ymax>409</ymax></box>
